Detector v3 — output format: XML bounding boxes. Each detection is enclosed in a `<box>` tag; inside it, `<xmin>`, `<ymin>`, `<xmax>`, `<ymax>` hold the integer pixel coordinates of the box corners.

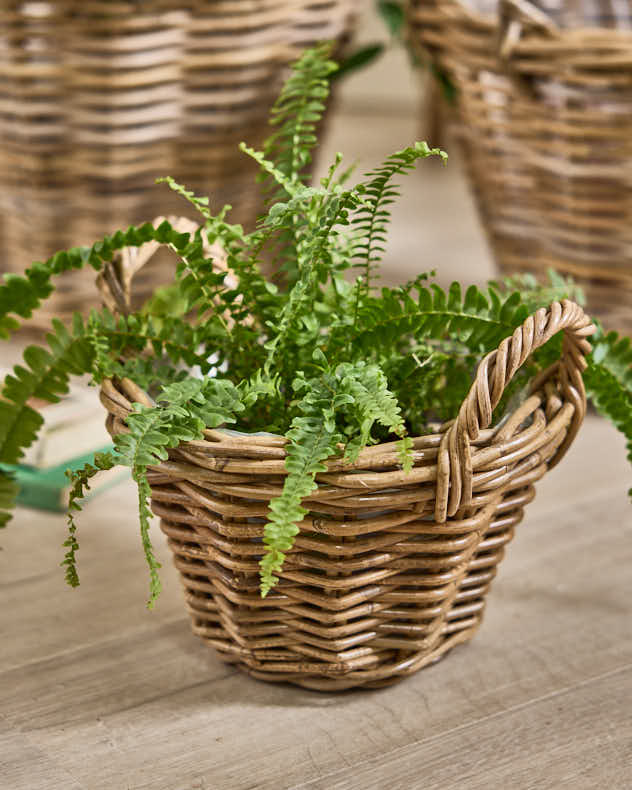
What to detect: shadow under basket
<box><xmin>99</xmin><ymin>280</ymin><xmax>594</xmax><ymax>689</ymax></box>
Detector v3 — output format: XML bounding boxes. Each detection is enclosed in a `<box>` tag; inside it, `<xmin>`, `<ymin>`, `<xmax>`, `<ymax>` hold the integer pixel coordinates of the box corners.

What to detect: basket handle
<box><xmin>498</xmin><ymin>0</ymin><xmax>558</xmax><ymax>61</ymax></box>
<box><xmin>97</xmin><ymin>215</ymin><xmax>226</xmax><ymax>316</ymax></box>
<box><xmin>435</xmin><ymin>299</ymin><xmax>595</xmax><ymax>523</ymax></box>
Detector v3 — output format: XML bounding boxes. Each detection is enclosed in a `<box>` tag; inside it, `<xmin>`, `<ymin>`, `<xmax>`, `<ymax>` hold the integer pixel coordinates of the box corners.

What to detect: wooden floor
<box><xmin>2</xmin><ymin>416</ymin><xmax>630</xmax><ymax>790</ymax></box>
<box><xmin>2</xmin><ymin>10</ymin><xmax>632</xmax><ymax>787</ymax></box>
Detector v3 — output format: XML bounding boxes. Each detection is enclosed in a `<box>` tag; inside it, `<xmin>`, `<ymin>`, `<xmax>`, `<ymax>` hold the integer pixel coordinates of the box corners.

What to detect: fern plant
<box><xmin>1</xmin><ymin>43</ymin><xmax>631</xmax><ymax>605</ymax></box>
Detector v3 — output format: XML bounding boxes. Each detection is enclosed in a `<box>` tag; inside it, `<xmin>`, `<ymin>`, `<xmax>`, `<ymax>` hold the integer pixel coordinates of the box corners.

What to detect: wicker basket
<box><xmin>408</xmin><ymin>0</ymin><xmax>632</xmax><ymax>334</ymax></box>
<box><xmin>97</xmin><ymin>227</ymin><xmax>594</xmax><ymax>691</ymax></box>
<box><xmin>0</xmin><ymin>0</ymin><xmax>356</xmax><ymax>326</ymax></box>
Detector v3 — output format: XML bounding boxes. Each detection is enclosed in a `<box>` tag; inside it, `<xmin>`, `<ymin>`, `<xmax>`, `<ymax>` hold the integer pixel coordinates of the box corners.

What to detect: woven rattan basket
<box><xmin>97</xmin><ymin>228</ymin><xmax>594</xmax><ymax>691</ymax></box>
<box><xmin>408</xmin><ymin>0</ymin><xmax>632</xmax><ymax>334</ymax></box>
<box><xmin>0</xmin><ymin>0</ymin><xmax>356</xmax><ymax>326</ymax></box>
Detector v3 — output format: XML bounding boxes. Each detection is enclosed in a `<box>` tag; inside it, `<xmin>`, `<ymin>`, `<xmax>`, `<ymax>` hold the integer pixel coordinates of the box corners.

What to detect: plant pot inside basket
<box><xmin>98</xmin><ymin>236</ymin><xmax>593</xmax><ymax>691</ymax></box>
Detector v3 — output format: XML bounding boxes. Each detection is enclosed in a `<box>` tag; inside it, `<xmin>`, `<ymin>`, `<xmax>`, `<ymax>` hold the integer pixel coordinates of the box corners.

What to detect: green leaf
<box><xmin>0</xmin><ymin>472</ymin><xmax>19</xmax><ymax>528</ymax></box>
<box><xmin>377</xmin><ymin>0</ymin><xmax>405</xmax><ymax>37</ymax></box>
<box><xmin>331</xmin><ymin>44</ymin><xmax>384</xmax><ymax>82</ymax></box>
<box><xmin>0</xmin><ymin>318</ymin><xmax>94</xmax><ymax>465</ymax></box>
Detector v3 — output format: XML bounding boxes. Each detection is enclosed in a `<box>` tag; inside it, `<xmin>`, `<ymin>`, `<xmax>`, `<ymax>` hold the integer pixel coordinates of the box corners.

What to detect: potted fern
<box><xmin>1</xmin><ymin>45</ymin><xmax>630</xmax><ymax>690</ymax></box>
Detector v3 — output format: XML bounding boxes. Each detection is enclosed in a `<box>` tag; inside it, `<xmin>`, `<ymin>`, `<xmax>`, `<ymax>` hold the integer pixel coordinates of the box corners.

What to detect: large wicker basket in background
<box><xmin>0</xmin><ymin>0</ymin><xmax>356</xmax><ymax>326</ymax></box>
<box><xmin>98</xmin><ymin>230</ymin><xmax>594</xmax><ymax>691</ymax></box>
<box><xmin>408</xmin><ymin>0</ymin><xmax>632</xmax><ymax>334</ymax></box>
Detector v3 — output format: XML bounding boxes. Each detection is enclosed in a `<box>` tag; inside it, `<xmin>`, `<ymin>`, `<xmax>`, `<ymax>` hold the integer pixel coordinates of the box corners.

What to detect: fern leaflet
<box><xmin>0</xmin><ymin>472</ymin><xmax>19</xmax><ymax>528</ymax></box>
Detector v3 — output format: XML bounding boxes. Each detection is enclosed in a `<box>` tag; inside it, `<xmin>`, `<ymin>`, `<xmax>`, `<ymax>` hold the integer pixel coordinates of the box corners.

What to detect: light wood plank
<box><xmin>0</xmin><ymin>621</ymin><xmax>234</xmax><ymax>731</ymax></box>
<box><xmin>292</xmin><ymin>667</ymin><xmax>632</xmax><ymax>790</ymax></box>
<box><xmin>0</xmin><ymin>715</ymin><xmax>85</xmax><ymax>790</ymax></box>
<box><xmin>0</xmin><ymin>477</ymin><xmax>185</xmax><ymax>671</ymax></box>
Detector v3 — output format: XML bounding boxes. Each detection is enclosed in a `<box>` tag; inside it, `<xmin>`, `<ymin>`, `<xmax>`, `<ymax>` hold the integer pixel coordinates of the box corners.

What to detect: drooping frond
<box><xmin>109</xmin><ymin>377</ymin><xmax>253</xmax><ymax>605</ymax></box>
<box><xmin>259</xmin><ymin>355</ymin><xmax>412</xmax><ymax>595</ymax></box>
<box><xmin>62</xmin><ymin>451</ymin><xmax>118</xmax><ymax>588</ymax></box>
<box><xmin>0</xmin><ymin>472</ymin><xmax>19</xmax><ymax>528</ymax></box>
<box><xmin>260</xmin><ymin>373</ymin><xmax>342</xmax><ymax>596</ymax></box>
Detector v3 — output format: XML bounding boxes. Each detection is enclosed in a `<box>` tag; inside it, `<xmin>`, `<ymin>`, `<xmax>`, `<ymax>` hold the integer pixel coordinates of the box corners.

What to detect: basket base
<box><xmin>192</xmin><ymin>621</ymin><xmax>481</xmax><ymax>691</ymax></box>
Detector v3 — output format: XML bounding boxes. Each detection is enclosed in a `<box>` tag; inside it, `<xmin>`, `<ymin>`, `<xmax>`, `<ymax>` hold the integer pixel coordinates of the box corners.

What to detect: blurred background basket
<box><xmin>0</xmin><ymin>0</ymin><xmax>357</xmax><ymax>326</ymax></box>
<box><xmin>408</xmin><ymin>0</ymin><xmax>632</xmax><ymax>333</ymax></box>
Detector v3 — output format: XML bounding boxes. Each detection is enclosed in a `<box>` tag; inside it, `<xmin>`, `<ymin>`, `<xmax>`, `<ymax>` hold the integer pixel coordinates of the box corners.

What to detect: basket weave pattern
<box><xmin>0</xmin><ymin>0</ymin><xmax>355</xmax><ymax>324</ymax></box>
<box><xmin>408</xmin><ymin>0</ymin><xmax>632</xmax><ymax>333</ymax></box>
<box><xmin>98</xmin><ymin>232</ymin><xmax>594</xmax><ymax>690</ymax></box>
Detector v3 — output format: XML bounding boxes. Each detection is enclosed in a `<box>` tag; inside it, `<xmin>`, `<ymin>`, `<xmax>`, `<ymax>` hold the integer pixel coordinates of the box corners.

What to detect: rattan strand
<box><xmin>408</xmin><ymin>0</ymin><xmax>632</xmax><ymax>333</ymax></box>
<box><xmin>97</xmin><ymin>228</ymin><xmax>594</xmax><ymax>690</ymax></box>
<box><xmin>0</xmin><ymin>0</ymin><xmax>356</xmax><ymax>326</ymax></box>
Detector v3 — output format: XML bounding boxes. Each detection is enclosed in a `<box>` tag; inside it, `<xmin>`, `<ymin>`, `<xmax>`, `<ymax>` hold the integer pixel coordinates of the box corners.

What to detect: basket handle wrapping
<box><xmin>435</xmin><ymin>299</ymin><xmax>595</xmax><ymax>522</ymax></box>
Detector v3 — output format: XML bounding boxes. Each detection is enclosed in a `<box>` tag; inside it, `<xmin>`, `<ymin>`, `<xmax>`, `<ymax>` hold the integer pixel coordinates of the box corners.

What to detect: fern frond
<box><xmin>338</xmin><ymin>281</ymin><xmax>530</xmax><ymax>358</ymax></box>
<box><xmin>352</xmin><ymin>142</ymin><xmax>447</xmax><ymax>296</ymax></box>
<box><xmin>260</xmin><ymin>377</ymin><xmax>341</xmax><ymax>595</ymax></box>
<box><xmin>384</xmin><ymin>344</ymin><xmax>475</xmax><ymax>431</ymax></box>
<box><xmin>239</xmin><ymin>144</ymin><xmax>302</xmax><ymax>199</ymax></box>
<box><xmin>112</xmin><ymin>404</ymin><xmax>196</xmax><ymax>608</ymax></box>
<box><xmin>156</xmin><ymin>176</ymin><xmax>214</xmax><ymax>223</ymax></box>
<box><xmin>110</xmin><ymin>376</ymin><xmax>250</xmax><ymax>605</ymax></box>
<box><xmin>251</xmin><ymin>43</ymin><xmax>338</xmax><ymax>285</ymax></box>
<box><xmin>490</xmin><ymin>268</ymin><xmax>586</xmax><ymax>313</ymax></box>
<box><xmin>62</xmin><ymin>451</ymin><xmax>118</xmax><ymax>588</ymax></box>
<box><xmin>584</xmin><ymin>361</ymin><xmax>632</xmax><ymax>496</ymax></box>
<box><xmin>334</xmin><ymin>360</ymin><xmax>410</xmax><ymax>464</ymax></box>
<box><xmin>590</xmin><ymin>325</ymin><xmax>632</xmax><ymax>393</ymax></box>
<box><xmin>0</xmin><ymin>220</ymin><xmax>193</xmax><ymax>339</ymax></box>
<box><xmin>239</xmin><ymin>370</ymin><xmax>280</xmax><ymax>407</ymax></box>
<box><xmin>154</xmin><ymin>179</ymin><xmax>272</xmax><ymax>329</ymax></box>
<box><xmin>88</xmin><ymin>309</ymin><xmax>224</xmax><ymax>379</ymax></box>
<box><xmin>584</xmin><ymin>325</ymin><xmax>632</xmax><ymax>497</ymax></box>
<box><xmin>0</xmin><ymin>316</ymin><xmax>94</xmax><ymax>466</ymax></box>
<box><xmin>0</xmin><ymin>471</ymin><xmax>19</xmax><ymax>528</ymax></box>
<box><xmin>160</xmin><ymin>377</ymin><xmax>247</xmax><ymax>429</ymax></box>
<box><xmin>135</xmin><ymin>471</ymin><xmax>162</xmax><ymax>608</ymax></box>
<box><xmin>263</xmin><ymin>186</ymin><xmax>360</xmax><ymax>369</ymax></box>
<box><xmin>260</xmin><ymin>359</ymin><xmax>413</xmax><ymax>594</ymax></box>
<box><xmin>262</xmin><ymin>42</ymin><xmax>337</xmax><ymax>194</ymax></box>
